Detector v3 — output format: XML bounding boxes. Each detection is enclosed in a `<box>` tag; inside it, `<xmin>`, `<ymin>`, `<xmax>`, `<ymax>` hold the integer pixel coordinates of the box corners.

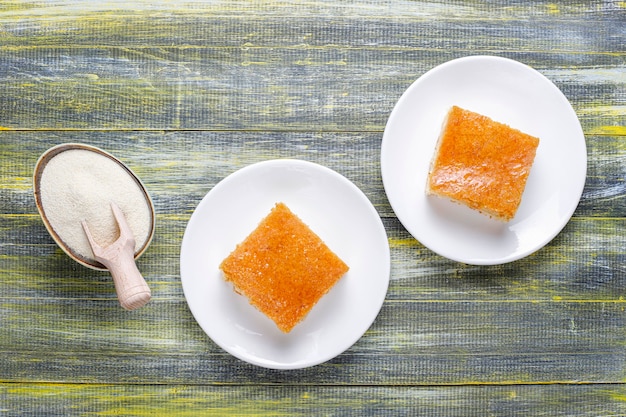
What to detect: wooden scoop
<box><xmin>82</xmin><ymin>202</ymin><xmax>151</xmax><ymax>310</ymax></box>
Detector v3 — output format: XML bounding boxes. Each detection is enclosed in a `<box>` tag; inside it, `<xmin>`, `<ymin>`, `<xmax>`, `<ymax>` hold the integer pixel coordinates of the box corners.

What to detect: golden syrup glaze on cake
<box><xmin>219</xmin><ymin>202</ymin><xmax>349</xmax><ymax>333</ymax></box>
<box><xmin>427</xmin><ymin>106</ymin><xmax>540</xmax><ymax>221</ymax></box>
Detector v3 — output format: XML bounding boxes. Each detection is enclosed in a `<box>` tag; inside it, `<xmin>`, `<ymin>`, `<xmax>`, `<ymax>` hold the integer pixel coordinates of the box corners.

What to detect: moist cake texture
<box><xmin>219</xmin><ymin>202</ymin><xmax>349</xmax><ymax>333</ymax></box>
<box><xmin>427</xmin><ymin>106</ymin><xmax>540</xmax><ymax>221</ymax></box>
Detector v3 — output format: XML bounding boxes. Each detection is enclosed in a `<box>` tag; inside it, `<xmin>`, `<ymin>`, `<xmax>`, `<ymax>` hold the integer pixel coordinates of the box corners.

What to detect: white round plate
<box><xmin>180</xmin><ymin>159</ymin><xmax>390</xmax><ymax>369</ymax></box>
<box><xmin>381</xmin><ymin>55</ymin><xmax>587</xmax><ymax>265</ymax></box>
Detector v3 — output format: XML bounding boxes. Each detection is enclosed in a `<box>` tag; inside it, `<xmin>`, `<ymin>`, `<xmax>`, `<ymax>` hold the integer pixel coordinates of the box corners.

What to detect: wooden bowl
<box><xmin>33</xmin><ymin>143</ymin><xmax>155</xmax><ymax>271</ymax></box>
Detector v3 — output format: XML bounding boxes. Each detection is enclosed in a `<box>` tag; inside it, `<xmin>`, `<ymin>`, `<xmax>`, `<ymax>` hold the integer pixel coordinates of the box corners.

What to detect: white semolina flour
<box><xmin>39</xmin><ymin>149</ymin><xmax>153</xmax><ymax>262</ymax></box>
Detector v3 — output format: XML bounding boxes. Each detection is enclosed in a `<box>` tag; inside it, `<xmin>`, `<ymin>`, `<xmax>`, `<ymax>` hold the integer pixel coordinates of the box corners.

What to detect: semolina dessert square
<box><xmin>219</xmin><ymin>202</ymin><xmax>349</xmax><ymax>333</ymax></box>
<box><xmin>426</xmin><ymin>106</ymin><xmax>540</xmax><ymax>221</ymax></box>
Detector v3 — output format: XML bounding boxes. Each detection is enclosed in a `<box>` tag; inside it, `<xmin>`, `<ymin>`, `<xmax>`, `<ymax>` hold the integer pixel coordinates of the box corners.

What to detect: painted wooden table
<box><xmin>1</xmin><ymin>1</ymin><xmax>625</xmax><ymax>415</ymax></box>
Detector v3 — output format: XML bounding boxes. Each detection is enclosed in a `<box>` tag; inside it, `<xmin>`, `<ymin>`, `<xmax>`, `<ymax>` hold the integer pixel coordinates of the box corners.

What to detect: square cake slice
<box><xmin>219</xmin><ymin>202</ymin><xmax>349</xmax><ymax>333</ymax></box>
<box><xmin>426</xmin><ymin>106</ymin><xmax>540</xmax><ymax>221</ymax></box>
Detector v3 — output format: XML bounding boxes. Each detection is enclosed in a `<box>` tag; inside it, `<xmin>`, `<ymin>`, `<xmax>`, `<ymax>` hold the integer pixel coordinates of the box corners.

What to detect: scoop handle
<box><xmin>104</xmin><ymin>245</ymin><xmax>152</xmax><ymax>311</ymax></box>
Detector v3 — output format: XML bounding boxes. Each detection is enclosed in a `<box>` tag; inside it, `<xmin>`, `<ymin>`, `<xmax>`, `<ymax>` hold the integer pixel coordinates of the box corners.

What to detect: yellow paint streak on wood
<box><xmin>157</xmin><ymin>213</ymin><xmax>192</xmax><ymax>222</ymax></box>
<box><xmin>608</xmin><ymin>387</ymin><xmax>626</xmax><ymax>401</ymax></box>
<box><xmin>384</xmin><ymin>299</ymin><xmax>626</xmax><ymax>304</ymax></box>
<box><xmin>1</xmin><ymin>213</ymin><xmax>40</xmax><ymax>219</ymax></box>
<box><xmin>546</xmin><ymin>4</ymin><xmax>560</xmax><ymax>14</ymax></box>
<box><xmin>388</xmin><ymin>237</ymin><xmax>419</xmax><ymax>247</ymax></box>
<box><xmin>587</xmin><ymin>125</ymin><xmax>626</xmax><ymax>136</ymax></box>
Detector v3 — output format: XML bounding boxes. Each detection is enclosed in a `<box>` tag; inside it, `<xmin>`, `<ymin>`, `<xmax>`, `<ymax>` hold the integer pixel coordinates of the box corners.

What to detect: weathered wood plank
<box><xmin>1</xmin><ymin>293</ymin><xmax>625</xmax><ymax>384</ymax></box>
<box><xmin>0</xmin><ymin>2</ymin><xmax>623</xmax><ymax>132</ymax></box>
<box><xmin>1</xmin><ymin>216</ymin><xmax>624</xmax><ymax>301</ymax></box>
<box><xmin>2</xmin><ymin>383</ymin><xmax>625</xmax><ymax>417</ymax></box>
<box><xmin>0</xmin><ymin>47</ymin><xmax>622</xmax><ymax>132</ymax></box>
<box><xmin>0</xmin><ymin>131</ymin><xmax>624</xmax><ymax>218</ymax></box>
<box><xmin>0</xmin><ymin>1</ymin><xmax>622</xmax><ymax>50</ymax></box>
